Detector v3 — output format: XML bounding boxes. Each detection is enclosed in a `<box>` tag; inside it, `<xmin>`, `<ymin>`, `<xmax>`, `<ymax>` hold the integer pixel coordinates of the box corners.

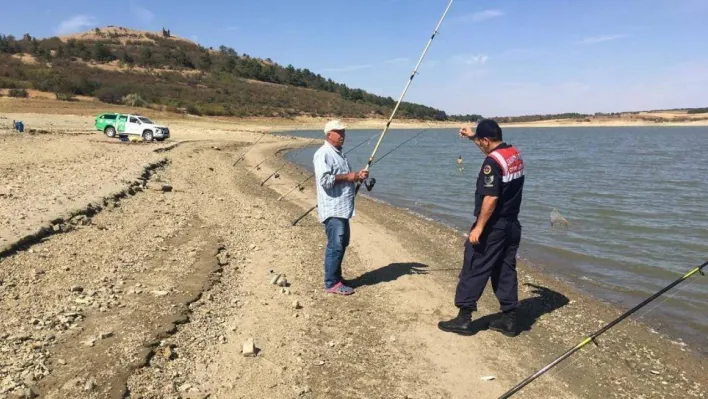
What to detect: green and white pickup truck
<box><xmin>94</xmin><ymin>113</ymin><xmax>170</xmax><ymax>141</ymax></box>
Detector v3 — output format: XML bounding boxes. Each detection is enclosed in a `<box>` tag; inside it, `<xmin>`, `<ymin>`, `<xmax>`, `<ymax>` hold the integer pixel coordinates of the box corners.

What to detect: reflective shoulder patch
<box><xmin>484</xmin><ymin>175</ymin><xmax>494</xmax><ymax>187</ymax></box>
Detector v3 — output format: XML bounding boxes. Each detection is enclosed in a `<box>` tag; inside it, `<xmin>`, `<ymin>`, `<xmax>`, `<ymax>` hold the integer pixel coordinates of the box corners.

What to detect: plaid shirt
<box><xmin>313</xmin><ymin>142</ymin><xmax>356</xmax><ymax>223</ymax></box>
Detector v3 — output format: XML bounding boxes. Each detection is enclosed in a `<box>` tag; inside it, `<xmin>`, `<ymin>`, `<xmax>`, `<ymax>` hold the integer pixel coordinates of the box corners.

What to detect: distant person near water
<box><xmin>457</xmin><ymin>155</ymin><xmax>463</xmax><ymax>171</ymax></box>
<box><xmin>438</xmin><ymin>119</ymin><xmax>526</xmax><ymax>337</ymax></box>
<box><xmin>313</xmin><ymin>120</ymin><xmax>369</xmax><ymax>296</ymax></box>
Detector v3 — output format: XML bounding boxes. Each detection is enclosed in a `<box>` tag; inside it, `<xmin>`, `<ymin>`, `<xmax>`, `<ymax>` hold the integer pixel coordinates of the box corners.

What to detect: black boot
<box><xmin>438</xmin><ymin>308</ymin><xmax>475</xmax><ymax>336</ymax></box>
<box><xmin>489</xmin><ymin>310</ymin><xmax>518</xmax><ymax>337</ymax></box>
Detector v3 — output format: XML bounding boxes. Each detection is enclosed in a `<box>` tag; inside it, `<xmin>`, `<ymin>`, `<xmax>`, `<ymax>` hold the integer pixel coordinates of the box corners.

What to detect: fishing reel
<box><xmin>274</xmin><ymin>173</ymin><xmax>280</xmax><ymax>179</ymax></box>
<box><xmin>364</xmin><ymin>177</ymin><xmax>376</xmax><ymax>191</ymax></box>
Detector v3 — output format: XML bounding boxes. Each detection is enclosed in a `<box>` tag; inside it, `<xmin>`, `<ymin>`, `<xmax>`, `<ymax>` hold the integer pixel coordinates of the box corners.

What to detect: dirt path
<box><xmin>0</xmin><ymin>114</ymin><xmax>705</xmax><ymax>399</ymax></box>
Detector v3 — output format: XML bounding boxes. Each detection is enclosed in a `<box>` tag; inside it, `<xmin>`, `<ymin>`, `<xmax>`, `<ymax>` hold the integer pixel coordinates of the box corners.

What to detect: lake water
<box><xmin>282</xmin><ymin>127</ymin><xmax>708</xmax><ymax>350</ymax></box>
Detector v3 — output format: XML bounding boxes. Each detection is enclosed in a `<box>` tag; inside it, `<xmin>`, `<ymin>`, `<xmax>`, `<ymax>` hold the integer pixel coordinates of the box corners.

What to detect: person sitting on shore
<box><xmin>313</xmin><ymin>120</ymin><xmax>369</xmax><ymax>295</ymax></box>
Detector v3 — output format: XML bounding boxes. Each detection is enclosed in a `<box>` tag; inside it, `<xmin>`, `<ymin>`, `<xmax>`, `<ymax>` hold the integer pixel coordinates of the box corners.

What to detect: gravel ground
<box><xmin>0</xmin><ymin>110</ymin><xmax>705</xmax><ymax>399</ymax></box>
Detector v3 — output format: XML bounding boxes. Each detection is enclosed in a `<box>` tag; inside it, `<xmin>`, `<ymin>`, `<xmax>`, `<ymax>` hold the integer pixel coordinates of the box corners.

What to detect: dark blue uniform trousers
<box><xmin>455</xmin><ymin>219</ymin><xmax>521</xmax><ymax>312</ymax></box>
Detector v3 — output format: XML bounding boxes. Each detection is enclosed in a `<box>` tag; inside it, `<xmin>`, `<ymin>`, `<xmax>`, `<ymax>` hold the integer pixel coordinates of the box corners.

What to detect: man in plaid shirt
<box><xmin>313</xmin><ymin>120</ymin><xmax>369</xmax><ymax>295</ymax></box>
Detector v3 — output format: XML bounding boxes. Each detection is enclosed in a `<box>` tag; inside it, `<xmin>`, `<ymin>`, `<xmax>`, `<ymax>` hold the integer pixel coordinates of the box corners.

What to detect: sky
<box><xmin>1</xmin><ymin>0</ymin><xmax>707</xmax><ymax>116</ymax></box>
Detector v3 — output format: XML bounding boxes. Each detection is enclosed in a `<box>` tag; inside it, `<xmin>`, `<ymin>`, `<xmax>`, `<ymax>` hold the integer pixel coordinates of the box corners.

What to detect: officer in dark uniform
<box><xmin>438</xmin><ymin>119</ymin><xmax>525</xmax><ymax>337</ymax></box>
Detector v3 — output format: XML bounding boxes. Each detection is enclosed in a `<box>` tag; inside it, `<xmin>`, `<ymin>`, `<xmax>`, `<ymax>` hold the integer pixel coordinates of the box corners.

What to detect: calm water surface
<box><xmin>283</xmin><ymin>127</ymin><xmax>708</xmax><ymax>351</ymax></box>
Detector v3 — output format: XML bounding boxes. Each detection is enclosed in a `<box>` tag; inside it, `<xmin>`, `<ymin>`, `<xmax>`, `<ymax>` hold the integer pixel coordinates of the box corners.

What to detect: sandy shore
<box><xmin>0</xmin><ymin>108</ymin><xmax>706</xmax><ymax>399</ymax></box>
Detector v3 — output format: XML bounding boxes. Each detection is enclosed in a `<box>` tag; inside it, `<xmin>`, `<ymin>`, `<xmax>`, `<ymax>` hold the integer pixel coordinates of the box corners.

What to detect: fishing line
<box><xmin>260</xmin><ymin>137</ymin><xmax>319</xmax><ymax>186</ymax></box>
<box><xmin>249</xmin><ymin>152</ymin><xmax>278</xmax><ymax>173</ymax></box>
<box><xmin>233</xmin><ymin>131</ymin><xmax>269</xmax><ymax>165</ymax></box>
<box><xmin>290</xmin><ymin>0</ymin><xmax>454</xmax><ymax>226</ymax></box>
<box><xmin>277</xmin><ymin>130</ymin><xmax>381</xmax><ymax>202</ymax></box>
<box><xmin>290</xmin><ymin>128</ymin><xmax>430</xmax><ymax>226</ymax></box>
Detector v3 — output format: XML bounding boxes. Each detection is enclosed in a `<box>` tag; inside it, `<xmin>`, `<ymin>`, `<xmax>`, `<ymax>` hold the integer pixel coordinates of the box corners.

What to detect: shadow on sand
<box><xmin>349</xmin><ymin>262</ymin><xmax>568</xmax><ymax>335</ymax></box>
<box><xmin>348</xmin><ymin>262</ymin><xmax>428</xmax><ymax>288</ymax></box>
<box><xmin>460</xmin><ymin>283</ymin><xmax>569</xmax><ymax>335</ymax></box>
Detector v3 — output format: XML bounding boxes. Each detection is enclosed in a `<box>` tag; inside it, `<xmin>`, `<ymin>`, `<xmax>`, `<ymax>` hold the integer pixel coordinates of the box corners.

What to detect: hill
<box><xmin>0</xmin><ymin>27</ymin><xmax>482</xmax><ymax>121</ymax></box>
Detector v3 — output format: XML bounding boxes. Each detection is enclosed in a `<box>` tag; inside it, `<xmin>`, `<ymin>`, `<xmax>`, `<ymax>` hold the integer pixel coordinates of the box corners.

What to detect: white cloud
<box><xmin>383</xmin><ymin>57</ymin><xmax>409</xmax><ymax>64</ymax></box>
<box><xmin>451</xmin><ymin>9</ymin><xmax>504</xmax><ymax>24</ymax></box>
<box><xmin>56</xmin><ymin>15</ymin><xmax>97</xmax><ymax>35</ymax></box>
<box><xmin>470</xmin><ymin>9</ymin><xmax>505</xmax><ymax>22</ymax></box>
<box><xmin>130</xmin><ymin>2</ymin><xmax>155</xmax><ymax>24</ymax></box>
<box><xmin>579</xmin><ymin>34</ymin><xmax>628</xmax><ymax>44</ymax></box>
<box><xmin>450</xmin><ymin>54</ymin><xmax>489</xmax><ymax>65</ymax></box>
<box><xmin>320</xmin><ymin>64</ymin><xmax>375</xmax><ymax>73</ymax></box>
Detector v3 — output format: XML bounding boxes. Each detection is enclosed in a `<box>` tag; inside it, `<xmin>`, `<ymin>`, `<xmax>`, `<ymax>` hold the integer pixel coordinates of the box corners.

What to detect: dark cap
<box><xmin>475</xmin><ymin>119</ymin><xmax>502</xmax><ymax>140</ymax></box>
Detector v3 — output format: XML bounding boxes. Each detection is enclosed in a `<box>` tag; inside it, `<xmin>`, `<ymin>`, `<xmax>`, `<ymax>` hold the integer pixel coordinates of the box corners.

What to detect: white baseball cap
<box><xmin>324</xmin><ymin>119</ymin><xmax>346</xmax><ymax>134</ymax></box>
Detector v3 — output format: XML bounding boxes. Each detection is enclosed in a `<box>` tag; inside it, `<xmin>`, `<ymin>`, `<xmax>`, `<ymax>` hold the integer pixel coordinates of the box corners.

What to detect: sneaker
<box><xmin>325</xmin><ymin>282</ymin><xmax>355</xmax><ymax>296</ymax></box>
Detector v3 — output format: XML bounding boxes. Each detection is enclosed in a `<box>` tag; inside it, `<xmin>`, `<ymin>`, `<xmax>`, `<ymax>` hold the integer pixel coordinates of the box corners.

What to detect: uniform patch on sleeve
<box><xmin>483</xmin><ymin>164</ymin><xmax>492</xmax><ymax>175</ymax></box>
<box><xmin>484</xmin><ymin>175</ymin><xmax>494</xmax><ymax>187</ymax></box>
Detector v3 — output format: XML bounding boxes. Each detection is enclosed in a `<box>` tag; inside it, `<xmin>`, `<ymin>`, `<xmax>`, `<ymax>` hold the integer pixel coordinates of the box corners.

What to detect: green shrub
<box><xmin>8</xmin><ymin>88</ymin><xmax>28</xmax><ymax>97</ymax></box>
<box><xmin>0</xmin><ymin>77</ymin><xmax>23</xmax><ymax>89</ymax></box>
<box><xmin>121</xmin><ymin>93</ymin><xmax>147</xmax><ymax>107</ymax></box>
<box><xmin>186</xmin><ymin>104</ymin><xmax>201</xmax><ymax>115</ymax></box>
<box><xmin>55</xmin><ymin>92</ymin><xmax>76</xmax><ymax>101</ymax></box>
<box><xmin>687</xmin><ymin>108</ymin><xmax>708</xmax><ymax>114</ymax></box>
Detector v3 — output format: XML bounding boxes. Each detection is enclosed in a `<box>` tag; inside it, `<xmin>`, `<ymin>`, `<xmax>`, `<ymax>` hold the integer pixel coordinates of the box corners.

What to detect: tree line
<box><xmin>0</xmin><ymin>32</ymin><xmax>469</xmax><ymax>120</ymax></box>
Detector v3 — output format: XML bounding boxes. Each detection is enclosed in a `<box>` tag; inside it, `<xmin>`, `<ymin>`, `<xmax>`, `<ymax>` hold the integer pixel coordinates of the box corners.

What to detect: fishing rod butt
<box><xmin>291</xmin><ymin>206</ymin><xmax>317</xmax><ymax>226</ymax></box>
<box><xmin>291</xmin><ymin>214</ymin><xmax>307</xmax><ymax>226</ymax></box>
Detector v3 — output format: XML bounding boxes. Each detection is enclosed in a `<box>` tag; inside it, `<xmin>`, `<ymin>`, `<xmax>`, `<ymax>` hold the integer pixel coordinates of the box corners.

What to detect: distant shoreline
<box><xmin>3</xmin><ymin>96</ymin><xmax>708</xmax><ymax>130</ymax></box>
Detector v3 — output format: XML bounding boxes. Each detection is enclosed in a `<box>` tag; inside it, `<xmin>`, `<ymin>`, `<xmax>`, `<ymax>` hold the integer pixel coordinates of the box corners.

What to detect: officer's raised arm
<box><xmin>460</xmin><ymin>126</ymin><xmax>486</xmax><ymax>155</ymax></box>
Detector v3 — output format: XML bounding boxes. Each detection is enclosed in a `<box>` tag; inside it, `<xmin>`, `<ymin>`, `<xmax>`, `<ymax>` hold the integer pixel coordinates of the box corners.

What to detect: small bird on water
<box><xmin>550</xmin><ymin>208</ymin><xmax>571</xmax><ymax>227</ymax></box>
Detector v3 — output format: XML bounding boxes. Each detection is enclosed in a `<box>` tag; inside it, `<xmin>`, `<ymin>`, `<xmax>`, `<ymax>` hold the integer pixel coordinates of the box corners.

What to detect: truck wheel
<box><xmin>104</xmin><ymin>126</ymin><xmax>116</xmax><ymax>138</ymax></box>
<box><xmin>142</xmin><ymin>130</ymin><xmax>154</xmax><ymax>142</ymax></box>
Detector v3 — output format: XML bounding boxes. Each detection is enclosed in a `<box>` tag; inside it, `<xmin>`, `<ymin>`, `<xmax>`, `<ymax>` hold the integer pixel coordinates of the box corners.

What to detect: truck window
<box><xmin>119</xmin><ymin>116</ymin><xmax>127</xmax><ymax>121</ymax></box>
<box><xmin>129</xmin><ymin>117</ymin><xmax>139</xmax><ymax>123</ymax></box>
<box><xmin>105</xmin><ymin>114</ymin><xmax>117</xmax><ymax>120</ymax></box>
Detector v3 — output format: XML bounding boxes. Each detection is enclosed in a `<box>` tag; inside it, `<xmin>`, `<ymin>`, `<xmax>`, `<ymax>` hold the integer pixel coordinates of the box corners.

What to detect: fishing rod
<box><xmin>354</xmin><ymin>0</ymin><xmax>453</xmax><ymax>193</ymax></box>
<box><xmin>249</xmin><ymin>151</ymin><xmax>279</xmax><ymax>173</ymax></box>
<box><xmin>497</xmin><ymin>260</ymin><xmax>707</xmax><ymax>399</ymax></box>
<box><xmin>290</xmin><ymin>0</ymin><xmax>454</xmax><ymax>225</ymax></box>
<box><xmin>260</xmin><ymin>137</ymin><xmax>319</xmax><ymax>186</ymax></box>
<box><xmin>290</xmin><ymin>128</ymin><xmax>429</xmax><ymax>226</ymax></box>
<box><xmin>277</xmin><ymin>130</ymin><xmax>381</xmax><ymax>202</ymax></box>
<box><xmin>233</xmin><ymin>131</ymin><xmax>269</xmax><ymax>165</ymax></box>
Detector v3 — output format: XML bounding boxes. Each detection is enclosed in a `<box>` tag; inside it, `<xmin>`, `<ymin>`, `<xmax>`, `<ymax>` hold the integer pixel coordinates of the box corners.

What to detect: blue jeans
<box><xmin>323</xmin><ymin>217</ymin><xmax>350</xmax><ymax>289</ymax></box>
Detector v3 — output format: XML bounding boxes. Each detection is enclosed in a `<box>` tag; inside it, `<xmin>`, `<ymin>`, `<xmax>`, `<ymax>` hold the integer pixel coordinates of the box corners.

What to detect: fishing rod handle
<box><xmin>292</xmin><ymin>205</ymin><xmax>317</xmax><ymax>226</ymax></box>
<box><xmin>260</xmin><ymin>174</ymin><xmax>272</xmax><ymax>186</ymax></box>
